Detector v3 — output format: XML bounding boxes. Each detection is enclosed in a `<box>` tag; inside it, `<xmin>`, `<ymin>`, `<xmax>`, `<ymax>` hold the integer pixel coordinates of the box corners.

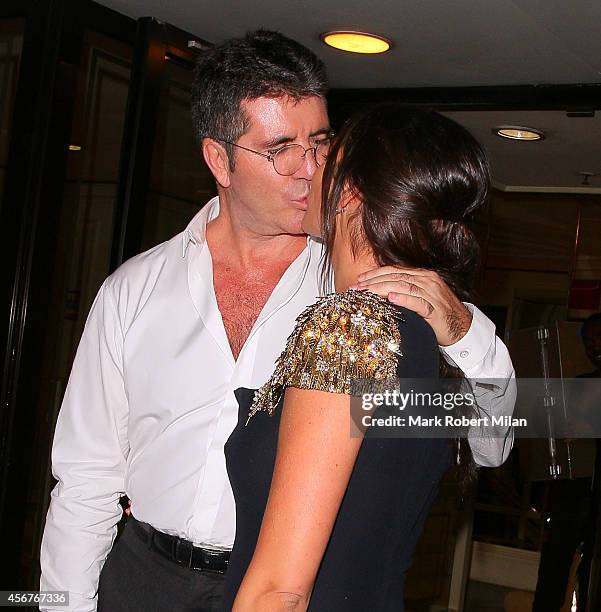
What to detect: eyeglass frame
<box><xmin>212</xmin><ymin>133</ymin><xmax>335</xmax><ymax>176</ymax></box>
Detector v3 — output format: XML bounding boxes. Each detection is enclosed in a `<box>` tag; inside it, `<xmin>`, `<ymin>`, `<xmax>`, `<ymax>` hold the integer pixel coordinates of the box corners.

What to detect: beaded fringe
<box><xmin>246</xmin><ymin>290</ymin><xmax>404</xmax><ymax>424</ymax></box>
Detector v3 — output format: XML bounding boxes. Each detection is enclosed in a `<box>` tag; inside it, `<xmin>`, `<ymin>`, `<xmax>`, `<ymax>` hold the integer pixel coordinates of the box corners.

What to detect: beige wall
<box><xmin>476</xmin><ymin>190</ymin><xmax>601</xmax><ymax>334</ymax></box>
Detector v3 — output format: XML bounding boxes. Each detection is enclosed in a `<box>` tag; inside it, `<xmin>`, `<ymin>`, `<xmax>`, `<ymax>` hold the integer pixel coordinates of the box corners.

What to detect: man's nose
<box><xmin>294</xmin><ymin>148</ymin><xmax>318</xmax><ymax>180</ymax></box>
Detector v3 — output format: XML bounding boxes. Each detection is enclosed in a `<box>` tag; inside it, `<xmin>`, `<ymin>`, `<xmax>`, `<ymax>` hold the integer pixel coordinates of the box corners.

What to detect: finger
<box><xmin>358</xmin><ymin>266</ymin><xmax>438</xmax><ymax>282</ymax></box>
<box><xmin>357</xmin><ymin>273</ymin><xmax>421</xmax><ymax>288</ymax></box>
<box><xmin>387</xmin><ymin>292</ymin><xmax>433</xmax><ymax>318</ymax></box>
<box><xmin>388</xmin><ymin>267</ymin><xmax>438</xmax><ymax>280</ymax></box>
<box><xmin>362</xmin><ymin>279</ymin><xmax>444</xmax><ymax>312</ymax></box>
<box><xmin>358</xmin><ymin>266</ymin><xmax>448</xmax><ymax>289</ymax></box>
<box><xmin>356</xmin><ymin>266</ymin><xmax>408</xmax><ymax>282</ymax></box>
<box><xmin>360</xmin><ymin>280</ymin><xmax>425</xmax><ymax>299</ymax></box>
<box><xmin>358</xmin><ymin>274</ymin><xmax>435</xmax><ymax>294</ymax></box>
<box><xmin>366</xmin><ymin>270</ymin><xmax>459</xmax><ymax>307</ymax></box>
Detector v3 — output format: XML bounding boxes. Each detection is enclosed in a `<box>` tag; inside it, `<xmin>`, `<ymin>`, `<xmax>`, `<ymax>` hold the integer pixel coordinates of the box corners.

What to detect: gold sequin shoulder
<box><xmin>246</xmin><ymin>289</ymin><xmax>404</xmax><ymax>424</ymax></box>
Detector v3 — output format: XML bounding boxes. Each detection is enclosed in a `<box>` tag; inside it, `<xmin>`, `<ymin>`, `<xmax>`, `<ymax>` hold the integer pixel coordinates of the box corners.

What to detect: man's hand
<box><xmin>352</xmin><ymin>266</ymin><xmax>472</xmax><ymax>346</ymax></box>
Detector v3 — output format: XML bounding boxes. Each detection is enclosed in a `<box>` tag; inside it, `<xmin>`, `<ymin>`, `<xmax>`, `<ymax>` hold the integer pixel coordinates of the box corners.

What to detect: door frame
<box><xmin>0</xmin><ymin>0</ymin><xmax>135</xmax><ymax>589</ymax></box>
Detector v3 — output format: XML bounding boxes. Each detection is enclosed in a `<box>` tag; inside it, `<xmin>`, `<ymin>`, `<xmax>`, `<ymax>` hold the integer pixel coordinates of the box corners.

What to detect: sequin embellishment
<box><xmin>246</xmin><ymin>289</ymin><xmax>404</xmax><ymax>424</ymax></box>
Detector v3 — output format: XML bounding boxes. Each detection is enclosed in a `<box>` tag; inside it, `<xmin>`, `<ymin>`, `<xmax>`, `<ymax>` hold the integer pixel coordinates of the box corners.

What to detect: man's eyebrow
<box><xmin>310</xmin><ymin>127</ymin><xmax>333</xmax><ymax>139</ymax></box>
<box><xmin>259</xmin><ymin>127</ymin><xmax>332</xmax><ymax>150</ymax></box>
<box><xmin>260</xmin><ymin>135</ymin><xmax>295</xmax><ymax>150</ymax></box>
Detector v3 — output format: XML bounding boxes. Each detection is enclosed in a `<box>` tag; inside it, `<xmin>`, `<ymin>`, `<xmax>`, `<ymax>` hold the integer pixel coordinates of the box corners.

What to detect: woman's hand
<box><xmin>351</xmin><ymin>266</ymin><xmax>472</xmax><ymax>346</ymax></box>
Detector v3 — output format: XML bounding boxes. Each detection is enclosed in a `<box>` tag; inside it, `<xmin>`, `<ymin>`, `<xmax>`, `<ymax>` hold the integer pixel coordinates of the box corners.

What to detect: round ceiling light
<box><xmin>494</xmin><ymin>126</ymin><xmax>545</xmax><ymax>141</ymax></box>
<box><xmin>321</xmin><ymin>31</ymin><xmax>391</xmax><ymax>54</ymax></box>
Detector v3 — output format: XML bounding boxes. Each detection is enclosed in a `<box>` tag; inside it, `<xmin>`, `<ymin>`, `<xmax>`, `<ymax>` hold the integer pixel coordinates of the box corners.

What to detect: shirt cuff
<box><xmin>439</xmin><ymin>303</ymin><xmax>495</xmax><ymax>372</ymax></box>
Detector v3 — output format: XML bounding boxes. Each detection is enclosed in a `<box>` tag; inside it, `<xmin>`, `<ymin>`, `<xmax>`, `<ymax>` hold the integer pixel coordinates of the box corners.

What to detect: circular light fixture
<box><xmin>321</xmin><ymin>31</ymin><xmax>391</xmax><ymax>54</ymax></box>
<box><xmin>494</xmin><ymin>126</ymin><xmax>545</xmax><ymax>141</ymax></box>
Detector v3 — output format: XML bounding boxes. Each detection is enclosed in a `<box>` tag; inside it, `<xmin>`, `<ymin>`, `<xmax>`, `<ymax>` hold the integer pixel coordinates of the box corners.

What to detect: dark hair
<box><xmin>321</xmin><ymin>104</ymin><xmax>491</xmax><ymax>484</ymax></box>
<box><xmin>191</xmin><ymin>29</ymin><xmax>328</xmax><ymax>168</ymax></box>
<box><xmin>321</xmin><ymin>104</ymin><xmax>489</xmax><ymax>299</ymax></box>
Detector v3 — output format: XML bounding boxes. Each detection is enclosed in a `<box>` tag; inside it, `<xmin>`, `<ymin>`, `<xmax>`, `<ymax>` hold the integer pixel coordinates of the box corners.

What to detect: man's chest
<box><xmin>121</xmin><ymin>240</ymin><xmax>324</xmax><ymax>411</ymax></box>
<box><xmin>213</xmin><ymin>271</ymin><xmax>282</xmax><ymax>360</ymax></box>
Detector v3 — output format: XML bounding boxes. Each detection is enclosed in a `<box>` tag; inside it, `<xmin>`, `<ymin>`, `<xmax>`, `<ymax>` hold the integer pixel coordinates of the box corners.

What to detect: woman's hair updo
<box><xmin>321</xmin><ymin>104</ymin><xmax>490</xmax><ymax>301</ymax></box>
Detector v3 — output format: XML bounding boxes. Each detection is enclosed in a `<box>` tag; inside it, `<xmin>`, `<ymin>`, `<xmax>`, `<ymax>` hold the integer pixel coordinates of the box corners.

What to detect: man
<box><xmin>40</xmin><ymin>30</ymin><xmax>515</xmax><ymax>611</ymax></box>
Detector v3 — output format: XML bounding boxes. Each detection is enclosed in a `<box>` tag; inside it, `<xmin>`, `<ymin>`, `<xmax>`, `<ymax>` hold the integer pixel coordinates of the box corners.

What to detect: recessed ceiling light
<box><xmin>68</xmin><ymin>144</ymin><xmax>82</xmax><ymax>151</ymax></box>
<box><xmin>321</xmin><ymin>31</ymin><xmax>391</xmax><ymax>54</ymax></box>
<box><xmin>494</xmin><ymin>126</ymin><xmax>545</xmax><ymax>141</ymax></box>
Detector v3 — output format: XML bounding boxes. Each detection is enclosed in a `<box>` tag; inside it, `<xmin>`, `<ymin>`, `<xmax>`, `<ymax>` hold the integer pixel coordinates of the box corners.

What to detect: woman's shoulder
<box><xmin>247</xmin><ymin>290</ymin><xmax>403</xmax><ymax>420</ymax></box>
<box><xmin>299</xmin><ymin>290</ymin><xmax>438</xmax><ymax>378</ymax></box>
<box><xmin>395</xmin><ymin>304</ymin><xmax>438</xmax><ymax>347</ymax></box>
<box><xmin>299</xmin><ymin>288</ymin><xmax>399</xmax><ymax>330</ymax></box>
<box><xmin>300</xmin><ymin>289</ymin><xmax>434</xmax><ymax>345</ymax></box>
<box><xmin>297</xmin><ymin>289</ymin><xmax>403</xmax><ymax>356</ymax></box>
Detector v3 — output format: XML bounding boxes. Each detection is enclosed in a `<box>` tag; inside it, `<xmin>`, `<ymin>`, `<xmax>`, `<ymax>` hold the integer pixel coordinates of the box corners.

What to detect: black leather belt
<box><xmin>131</xmin><ymin>517</ymin><xmax>230</xmax><ymax>573</ymax></box>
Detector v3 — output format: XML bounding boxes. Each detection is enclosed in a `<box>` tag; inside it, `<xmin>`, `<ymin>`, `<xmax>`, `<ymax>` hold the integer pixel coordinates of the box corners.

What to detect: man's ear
<box><xmin>202</xmin><ymin>138</ymin><xmax>231</xmax><ymax>188</ymax></box>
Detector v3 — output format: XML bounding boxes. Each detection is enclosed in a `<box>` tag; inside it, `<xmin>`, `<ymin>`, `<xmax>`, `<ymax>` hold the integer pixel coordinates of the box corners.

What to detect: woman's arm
<box><xmin>232</xmin><ymin>387</ymin><xmax>363</xmax><ymax>611</ymax></box>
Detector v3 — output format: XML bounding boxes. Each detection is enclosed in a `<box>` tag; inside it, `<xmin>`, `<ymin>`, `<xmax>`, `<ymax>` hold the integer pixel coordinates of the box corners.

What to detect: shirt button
<box><xmin>460</xmin><ymin>350</ymin><xmax>470</xmax><ymax>358</ymax></box>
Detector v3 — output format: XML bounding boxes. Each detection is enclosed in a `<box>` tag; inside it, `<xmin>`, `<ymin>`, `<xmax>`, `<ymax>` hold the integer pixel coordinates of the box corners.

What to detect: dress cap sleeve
<box><xmin>246</xmin><ymin>290</ymin><xmax>403</xmax><ymax>423</ymax></box>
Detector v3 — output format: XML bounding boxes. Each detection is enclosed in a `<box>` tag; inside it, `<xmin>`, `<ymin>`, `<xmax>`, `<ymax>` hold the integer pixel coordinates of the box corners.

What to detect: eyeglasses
<box><xmin>214</xmin><ymin>134</ymin><xmax>334</xmax><ymax>176</ymax></box>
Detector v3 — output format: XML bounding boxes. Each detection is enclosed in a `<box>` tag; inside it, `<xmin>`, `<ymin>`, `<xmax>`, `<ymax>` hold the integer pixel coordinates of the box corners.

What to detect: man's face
<box><xmin>226</xmin><ymin>95</ymin><xmax>330</xmax><ymax>236</ymax></box>
<box><xmin>582</xmin><ymin>321</ymin><xmax>601</xmax><ymax>370</ymax></box>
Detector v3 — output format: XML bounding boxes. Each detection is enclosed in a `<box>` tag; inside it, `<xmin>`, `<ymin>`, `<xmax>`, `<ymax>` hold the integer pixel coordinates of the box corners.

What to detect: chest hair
<box><xmin>213</xmin><ymin>265</ymin><xmax>283</xmax><ymax>360</ymax></box>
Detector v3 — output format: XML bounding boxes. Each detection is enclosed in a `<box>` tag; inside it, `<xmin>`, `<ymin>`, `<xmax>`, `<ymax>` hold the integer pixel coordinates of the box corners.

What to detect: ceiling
<box><xmin>443</xmin><ymin>110</ymin><xmax>601</xmax><ymax>192</ymax></box>
<box><xmin>98</xmin><ymin>0</ymin><xmax>601</xmax><ymax>191</ymax></box>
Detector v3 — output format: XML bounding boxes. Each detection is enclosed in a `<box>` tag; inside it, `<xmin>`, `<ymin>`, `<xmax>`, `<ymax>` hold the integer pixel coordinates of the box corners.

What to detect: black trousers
<box><xmin>98</xmin><ymin>518</ymin><xmax>226</xmax><ymax>612</ymax></box>
<box><xmin>532</xmin><ymin>479</ymin><xmax>592</xmax><ymax>612</ymax></box>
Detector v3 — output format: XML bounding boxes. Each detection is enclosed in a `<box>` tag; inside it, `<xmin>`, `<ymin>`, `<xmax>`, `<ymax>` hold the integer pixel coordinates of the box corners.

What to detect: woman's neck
<box><xmin>332</xmin><ymin>245</ymin><xmax>379</xmax><ymax>292</ymax></box>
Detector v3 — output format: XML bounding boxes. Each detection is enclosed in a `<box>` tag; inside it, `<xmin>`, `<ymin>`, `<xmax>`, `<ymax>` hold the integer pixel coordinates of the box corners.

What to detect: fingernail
<box><xmin>357</xmin><ymin>273</ymin><xmax>365</xmax><ymax>281</ymax></box>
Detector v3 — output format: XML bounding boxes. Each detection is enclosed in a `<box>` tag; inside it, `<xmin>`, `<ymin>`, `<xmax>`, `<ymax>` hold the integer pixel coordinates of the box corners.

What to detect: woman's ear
<box><xmin>338</xmin><ymin>188</ymin><xmax>362</xmax><ymax>215</ymax></box>
<box><xmin>202</xmin><ymin>138</ymin><xmax>231</xmax><ymax>188</ymax></box>
<box><xmin>335</xmin><ymin>189</ymin><xmax>367</xmax><ymax>258</ymax></box>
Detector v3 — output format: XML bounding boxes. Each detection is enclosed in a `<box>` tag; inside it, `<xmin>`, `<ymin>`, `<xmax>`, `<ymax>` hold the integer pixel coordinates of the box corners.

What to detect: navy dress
<box><xmin>223</xmin><ymin>292</ymin><xmax>451</xmax><ymax>611</ymax></box>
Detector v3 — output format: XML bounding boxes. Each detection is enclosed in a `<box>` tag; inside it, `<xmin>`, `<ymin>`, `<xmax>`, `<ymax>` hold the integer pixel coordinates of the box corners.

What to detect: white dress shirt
<box><xmin>40</xmin><ymin>196</ymin><xmax>515</xmax><ymax>611</ymax></box>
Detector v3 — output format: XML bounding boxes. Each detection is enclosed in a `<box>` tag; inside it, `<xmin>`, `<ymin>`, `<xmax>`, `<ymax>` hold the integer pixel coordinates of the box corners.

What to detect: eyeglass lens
<box><xmin>273</xmin><ymin>141</ymin><xmax>330</xmax><ymax>176</ymax></box>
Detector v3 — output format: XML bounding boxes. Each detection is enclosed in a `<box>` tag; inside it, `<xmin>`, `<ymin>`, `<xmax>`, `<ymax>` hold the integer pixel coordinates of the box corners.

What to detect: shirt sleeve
<box><xmin>40</xmin><ymin>280</ymin><xmax>129</xmax><ymax>611</ymax></box>
<box><xmin>440</xmin><ymin>303</ymin><xmax>516</xmax><ymax>467</ymax></box>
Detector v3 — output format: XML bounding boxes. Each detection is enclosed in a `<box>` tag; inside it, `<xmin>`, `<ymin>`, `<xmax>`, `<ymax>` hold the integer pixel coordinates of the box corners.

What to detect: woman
<box><xmin>223</xmin><ymin>105</ymin><xmax>488</xmax><ymax>611</ymax></box>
